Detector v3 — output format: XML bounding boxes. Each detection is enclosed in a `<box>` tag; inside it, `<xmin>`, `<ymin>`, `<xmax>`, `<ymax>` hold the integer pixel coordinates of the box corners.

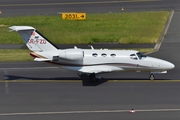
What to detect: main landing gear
<box><xmin>89</xmin><ymin>73</ymin><xmax>98</xmax><ymax>82</ymax></box>
<box><xmin>78</xmin><ymin>73</ymin><xmax>100</xmax><ymax>82</ymax></box>
<box><xmin>149</xmin><ymin>74</ymin><xmax>155</xmax><ymax>80</ymax></box>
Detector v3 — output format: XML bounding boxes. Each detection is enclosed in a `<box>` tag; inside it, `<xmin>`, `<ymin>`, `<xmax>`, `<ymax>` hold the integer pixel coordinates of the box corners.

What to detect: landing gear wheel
<box><xmin>89</xmin><ymin>73</ymin><xmax>97</xmax><ymax>82</ymax></box>
<box><xmin>78</xmin><ymin>73</ymin><xmax>82</xmax><ymax>76</ymax></box>
<box><xmin>149</xmin><ymin>74</ymin><xmax>155</xmax><ymax>80</ymax></box>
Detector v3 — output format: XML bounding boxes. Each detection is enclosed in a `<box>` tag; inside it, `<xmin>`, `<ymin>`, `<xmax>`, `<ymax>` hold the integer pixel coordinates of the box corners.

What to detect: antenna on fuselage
<box><xmin>88</xmin><ymin>45</ymin><xmax>94</xmax><ymax>50</ymax></box>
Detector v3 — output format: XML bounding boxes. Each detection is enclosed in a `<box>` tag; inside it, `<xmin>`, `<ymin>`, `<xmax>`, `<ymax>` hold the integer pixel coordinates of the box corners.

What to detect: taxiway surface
<box><xmin>0</xmin><ymin>0</ymin><xmax>180</xmax><ymax>17</ymax></box>
<box><xmin>0</xmin><ymin>82</ymin><xmax>180</xmax><ymax>120</ymax></box>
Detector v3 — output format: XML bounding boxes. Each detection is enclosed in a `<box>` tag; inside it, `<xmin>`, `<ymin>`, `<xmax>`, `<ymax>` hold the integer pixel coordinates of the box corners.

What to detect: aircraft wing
<box><xmin>78</xmin><ymin>65</ymin><xmax>124</xmax><ymax>74</ymax></box>
<box><xmin>34</xmin><ymin>58</ymin><xmax>51</xmax><ymax>61</ymax></box>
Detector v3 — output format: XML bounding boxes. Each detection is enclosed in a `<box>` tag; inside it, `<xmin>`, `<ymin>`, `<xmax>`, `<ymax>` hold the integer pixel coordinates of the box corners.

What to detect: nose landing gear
<box><xmin>149</xmin><ymin>74</ymin><xmax>155</xmax><ymax>80</ymax></box>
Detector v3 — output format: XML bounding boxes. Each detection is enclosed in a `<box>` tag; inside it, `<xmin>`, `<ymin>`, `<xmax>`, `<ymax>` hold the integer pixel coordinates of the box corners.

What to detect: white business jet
<box><xmin>9</xmin><ymin>26</ymin><xmax>175</xmax><ymax>81</ymax></box>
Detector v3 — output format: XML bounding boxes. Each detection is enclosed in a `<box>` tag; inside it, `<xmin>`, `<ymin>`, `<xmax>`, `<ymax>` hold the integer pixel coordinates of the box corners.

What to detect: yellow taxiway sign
<box><xmin>62</xmin><ymin>13</ymin><xmax>86</xmax><ymax>20</ymax></box>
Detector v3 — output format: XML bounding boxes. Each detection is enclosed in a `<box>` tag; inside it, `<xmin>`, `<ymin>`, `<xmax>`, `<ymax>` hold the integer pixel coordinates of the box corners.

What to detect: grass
<box><xmin>118</xmin><ymin>48</ymin><xmax>154</xmax><ymax>53</ymax></box>
<box><xmin>0</xmin><ymin>11</ymin><xmax>169</xmax><ymax>44</ymax></box>
<box><xmin>0</xmin><ymin>48</ymin><xmax>153</xmax><ymax>62</ymax></box>
<box><xmin>0</xmin><ymin>49</ymin><xmax>33</xmax><ymax>62</ymax></box>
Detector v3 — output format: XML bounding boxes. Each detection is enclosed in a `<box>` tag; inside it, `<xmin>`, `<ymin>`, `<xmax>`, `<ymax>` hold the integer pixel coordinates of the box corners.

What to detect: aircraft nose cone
<box><xmin>168</xmin><ymin>62</ymin><xmax>175</xmax><ymax>69</ymax></box>
<box><xmin>161</xmin><ymin>61</ymin><xmax>175</xmax><ymax>70</ymax></box>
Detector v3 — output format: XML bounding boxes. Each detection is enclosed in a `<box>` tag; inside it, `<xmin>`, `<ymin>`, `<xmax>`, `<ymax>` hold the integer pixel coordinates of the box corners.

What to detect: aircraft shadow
<box><xmin>4</xmin><ymin>75</ymin><xmax>108</xmax><ymax>86</ymax></box>
<box><xmin>4</xmin><ymin>74</ymin><xmax>170</xmax><ymax>86</ymax></box>
<box><xmin>5</xmin><ymin>75</ymin><xmax>79</xmax><ymax>80</ymax></box>
<box><xmin>79</xmin><ymin>74</ymin><xmax>108</xmax><ymax>86</ymax></box>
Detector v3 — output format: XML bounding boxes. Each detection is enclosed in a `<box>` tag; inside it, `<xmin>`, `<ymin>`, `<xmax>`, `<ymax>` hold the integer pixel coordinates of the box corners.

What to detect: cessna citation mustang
<box><xmin>9</xmin><ymin>26</ymin><xmax>175</xmax><ymax>81</ymax></box>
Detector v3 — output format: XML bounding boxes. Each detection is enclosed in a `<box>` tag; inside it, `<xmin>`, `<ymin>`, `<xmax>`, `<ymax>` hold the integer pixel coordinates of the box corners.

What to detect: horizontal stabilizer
<box><xmin>9</xmin><ymin>26</ymin><xmax>35</xmax><ymax>31</ymax></box>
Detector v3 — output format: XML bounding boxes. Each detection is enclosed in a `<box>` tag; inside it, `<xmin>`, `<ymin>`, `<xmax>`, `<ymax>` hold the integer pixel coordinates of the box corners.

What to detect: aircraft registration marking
<box><xmin>28</xmin><ymin>39</ymin><xmax>46</xmax><ymax>44</ymax></box>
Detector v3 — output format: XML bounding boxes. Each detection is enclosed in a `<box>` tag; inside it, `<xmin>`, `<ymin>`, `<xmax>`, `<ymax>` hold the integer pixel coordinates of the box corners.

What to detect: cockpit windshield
<box><xmin>136</xmin><ymin>52</ymin><xmax>147</xmax><ymax>59</ymax></box>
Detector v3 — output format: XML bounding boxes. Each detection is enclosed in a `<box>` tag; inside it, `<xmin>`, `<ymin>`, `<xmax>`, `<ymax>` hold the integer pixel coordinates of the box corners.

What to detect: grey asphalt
<box><xmin>0</xmin><ymin>0</ymin><xmax>180</xmax><ymax>17</ymax></box>
<box><xmin>151</xmin><ymin>10</ymin><xmax>180</xmax><ymax>78</ymax></box>
<box><xmin>0</xmin><ymin>0</ymin><xmax>180</xmax><ymax>120</ymax></box>
<box><xmin>0</xmin><ymin>82</ymin><xmax>180</xmax><ymax>120</ymax></box>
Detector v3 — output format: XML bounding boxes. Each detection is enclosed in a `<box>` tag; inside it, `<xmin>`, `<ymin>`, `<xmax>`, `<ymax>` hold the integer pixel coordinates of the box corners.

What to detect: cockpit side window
<box><xmin>136</xmin><ymin>52</ymin><xmax>146</xmax><ymax>59</ymax></box>
<box><xmin>130</xmin><ymin>54</ymin><xmax>138</xmax><ymax>60</ymax></box>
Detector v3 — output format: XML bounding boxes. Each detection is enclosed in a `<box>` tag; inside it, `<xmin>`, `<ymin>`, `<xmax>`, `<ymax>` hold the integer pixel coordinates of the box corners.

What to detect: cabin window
<box><xmin>110</xmin><ymin>54</ymin><xmax>116</xmax><ymax>57</ymax></box>
<box><xmin>101</xmin><ymin>53</ymin><xmax>107</xmax><ymax>57</ymax></box>
<box><xmin>92</xmin><ymin>53</ymin><xmax>98</xmax><ymax>57</ymax></box>
<box><xmin>130</xmin><ymin>54</ymin><xmax>138</xmax><ymax>60</ymax></box>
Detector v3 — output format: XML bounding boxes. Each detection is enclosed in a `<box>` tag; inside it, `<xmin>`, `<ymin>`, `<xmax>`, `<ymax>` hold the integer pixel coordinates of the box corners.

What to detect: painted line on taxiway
<box><xmin>0</xmin><ymin>80</ymin><xmax>180</xmax><ymax>83</ymax></box>
<box><xmin>0</xmin><ymin>67</ymin><xmax>59</xmax><ymax>70</ymax></box>
<box><xmin>0</xmin><ymin>0</ymin><xmax>160</xmax><ymax>7</ymax></box>
<box><xmin>0</xmin><ymin>108</ymin><xmax>179</xmax><ymax>116</ymax></box>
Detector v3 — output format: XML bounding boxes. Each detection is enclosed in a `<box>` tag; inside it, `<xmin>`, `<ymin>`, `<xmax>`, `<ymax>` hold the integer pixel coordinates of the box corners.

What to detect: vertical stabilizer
<box><xmin>9</xmin><ymin>26</ymin><xmax>58</xmax><ymax>52</ymax></box>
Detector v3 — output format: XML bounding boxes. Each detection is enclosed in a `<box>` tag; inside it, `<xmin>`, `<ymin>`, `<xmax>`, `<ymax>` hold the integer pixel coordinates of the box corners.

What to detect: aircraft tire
<box><xmin>149</xmin><ymin>74</ymin><xmax>155</xmax><ymax>80</ymax></box>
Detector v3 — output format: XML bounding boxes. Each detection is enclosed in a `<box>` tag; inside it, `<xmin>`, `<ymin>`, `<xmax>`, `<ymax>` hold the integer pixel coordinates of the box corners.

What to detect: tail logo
<box><xmin>31</xmin><ymin>31</ymin><xmax>35</xmax><ymax>36</ymax></box>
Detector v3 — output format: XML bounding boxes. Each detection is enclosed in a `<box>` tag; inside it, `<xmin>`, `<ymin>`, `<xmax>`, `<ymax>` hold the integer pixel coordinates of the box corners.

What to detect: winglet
<box><xmin>9</xmin><ymin>26</ymin><xmax>35</xmax><ymax>31</ymax></box>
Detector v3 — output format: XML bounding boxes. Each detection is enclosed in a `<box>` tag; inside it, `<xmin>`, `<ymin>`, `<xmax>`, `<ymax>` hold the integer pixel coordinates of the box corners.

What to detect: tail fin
<box><xmin>9</xmin><ymin>26</ymin><xmax>58</xmax><ymax>52</ymax></box>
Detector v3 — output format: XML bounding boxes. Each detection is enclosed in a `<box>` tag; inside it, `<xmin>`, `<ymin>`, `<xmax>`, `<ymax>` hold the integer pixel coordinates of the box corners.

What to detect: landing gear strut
<box><xmin>149</xmin><ymin>74</ymin><xmax>155</xmax><ymax>80</ymax></box>
<box><xmin>89</xmin><ymin>73</ymin><xmax>98</xmax><ymax>82</ymax></box>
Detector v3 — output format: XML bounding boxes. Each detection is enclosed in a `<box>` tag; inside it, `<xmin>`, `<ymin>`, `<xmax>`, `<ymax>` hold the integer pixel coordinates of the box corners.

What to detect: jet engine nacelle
<box><xmin>59</xmin><ymin>50</ymin><xmax>84</xmax><ymax>61</ymax></box>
